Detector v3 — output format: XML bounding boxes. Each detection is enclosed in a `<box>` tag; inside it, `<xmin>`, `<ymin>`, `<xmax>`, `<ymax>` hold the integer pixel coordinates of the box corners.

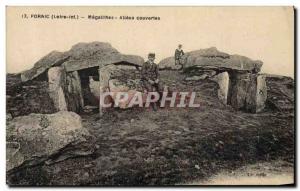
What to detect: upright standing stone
<box><xmin>255</xmin><ymin>75</ymin><xmax>267</xmax><ymax>112</ymax></box>
<box><xmin>244</xmin><ymin>74</ymin><xmax>257</xmax><ymax>112</ymax></box>
<box><xmin>229</xmin><ymin>72</ymin><xmax>251</xmax><ymax>110</ymax></box>
<box><xmin>48</xmin><ymin>67</ymin><xmax>68</xmax><ymax>111</ymax></box>
<box><xmin>229</xmin><ymin>72</ymin><xmax>267</xmax><ymax>113</ymax></box>
<box><xmin>211</xmin><ymin>72</ymin><xmax>229</xmax><ymax>105</ymax></box>
<box><xmin>245</xmin><ymin>74</ymin><xmax>267</xmax><ymax>113</ymax></box>
<box><xmin>99</xmin><ymin>66</ymin><xmax>114</xmax><ymax>115</ymax></box>
<box><xmin>66</xmin><ymin>71</ymin><xmax>84</xmax><ymax>112</ymax></box>
<box><xmin>73</xmin><ymin>71</ymin><xmax>84</xmax><ymax>108</ymax></box>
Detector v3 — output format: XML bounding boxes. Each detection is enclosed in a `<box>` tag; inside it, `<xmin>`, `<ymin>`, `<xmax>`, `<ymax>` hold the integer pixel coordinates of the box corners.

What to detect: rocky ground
<box><xmin>6</xmin><ymin>74</ymin><xmax>56</xmax><ymax>118</ymax></box>
<box><xmin>6</xmin><ymin>70</ymin><xmax>294</xmax><ymax>186</ymax></box>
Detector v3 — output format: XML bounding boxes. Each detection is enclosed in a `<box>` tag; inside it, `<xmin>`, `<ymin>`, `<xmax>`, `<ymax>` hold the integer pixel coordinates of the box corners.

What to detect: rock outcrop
<box><xmin>265</xmin><ymin>75</ymin><xmax>294</xmax><ymax>112</ymax></box>
<box><xmin>99</xmin><ymin>64</ymin><xmax>142</xmax><ymax>93</ymax></box>
<box><xmin>6</xmin><ymin>111</ymin><xmax>94</xmax><ymax>172</ymax></box>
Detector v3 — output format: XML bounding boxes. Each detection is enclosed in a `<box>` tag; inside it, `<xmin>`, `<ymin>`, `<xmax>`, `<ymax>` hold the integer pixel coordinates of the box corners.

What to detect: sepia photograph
<box><xmin>5</xmin><ymin>6</ymin><xmax>295</xmax><ymax>186</ymax></box>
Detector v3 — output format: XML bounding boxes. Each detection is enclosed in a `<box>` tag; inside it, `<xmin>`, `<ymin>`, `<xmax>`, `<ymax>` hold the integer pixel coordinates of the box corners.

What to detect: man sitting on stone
<box><xmin>141</xmin><ymin>53</ymin><xmax>162</xmax><ymax>110</ymax></box>
<box><xmin>175</xmin><ymin>44</ymin><xmax>185</xmax><ymax>66</ymax></box>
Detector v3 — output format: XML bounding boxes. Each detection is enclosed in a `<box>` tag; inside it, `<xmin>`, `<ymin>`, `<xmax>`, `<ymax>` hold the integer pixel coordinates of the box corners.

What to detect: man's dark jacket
<box><xmin>141</xmin><ymin>61</ymin><xmax>159</xmax><ymax>81</ymax></box>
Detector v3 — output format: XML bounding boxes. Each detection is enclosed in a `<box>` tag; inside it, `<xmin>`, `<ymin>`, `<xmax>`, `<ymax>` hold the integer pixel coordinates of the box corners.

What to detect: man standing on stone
<box><xmin>175</xmin><ymin>44</ymin><xmax>185</xmax><ymax>66</ymax></box>
<box><xmin>141</xmin><ymin>53</ymin><xmax>161</xmax><ymax>110</ymax></box>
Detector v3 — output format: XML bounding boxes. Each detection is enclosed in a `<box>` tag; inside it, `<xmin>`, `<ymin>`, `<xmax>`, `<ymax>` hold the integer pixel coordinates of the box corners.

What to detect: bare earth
<box><xmin>185</xmin><ymin>160</ymin><xmax>294</xmax><ymax>185</ymax></box>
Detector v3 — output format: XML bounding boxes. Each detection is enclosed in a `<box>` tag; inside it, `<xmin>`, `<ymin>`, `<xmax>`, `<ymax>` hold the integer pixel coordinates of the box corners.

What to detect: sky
<box><xmin>7</xmin><ymin>6</ymin><xmax>294</xmax><ymax>77</ymax></box>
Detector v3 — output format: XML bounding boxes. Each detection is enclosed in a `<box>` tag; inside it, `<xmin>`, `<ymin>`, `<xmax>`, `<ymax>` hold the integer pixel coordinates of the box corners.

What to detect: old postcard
<box><xmin>6</xmin><ymin>6</ymin><xmax>294</xmax><ymax>186</ymax></box>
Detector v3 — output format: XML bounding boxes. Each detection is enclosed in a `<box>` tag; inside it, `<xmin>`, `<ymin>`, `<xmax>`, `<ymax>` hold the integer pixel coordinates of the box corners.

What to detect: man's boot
<box><xmin>152</xmin><ymin>102</ymin><xmax>158</xmax><ymax>111</ymax></box>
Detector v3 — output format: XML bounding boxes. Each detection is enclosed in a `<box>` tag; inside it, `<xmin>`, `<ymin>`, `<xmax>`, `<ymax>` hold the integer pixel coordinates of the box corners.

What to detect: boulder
<box><xmin>6</xmin><ymin>111</ymin><xmax>94</xmax><ymax>172</ymax></box>
<box><xmin>108</xmin><ymin>79</ymin><xmax>146</xmax><ymax>109</ymax></box>
<box><xmin>159</xmin><ymin>47</ymin><xmax>262</xmax><ymax>72</ymax></box>
<box><xmin>99</xmin><ymin>64</ymin><xmax>144</xmax><ymax>111</ymax></box>
<box><xmin>109</xmin><ymin>79</ymin><xmax>130</xmax><ymax>92</ymax></box>
<box><xmin>99</xmin><ymin>64</ymin><xmax>140</xmax><ymax>92</ymax></box>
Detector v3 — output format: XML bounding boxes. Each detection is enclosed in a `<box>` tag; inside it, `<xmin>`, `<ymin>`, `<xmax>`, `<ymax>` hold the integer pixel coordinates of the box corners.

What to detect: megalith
<box><xmin>229</xmin><ymin>72</ymin><xmax>267</xmax><ymax>113</ymax></box>
<box><xmin>66</xmin><ymin>71</ymin><xmax>84</xmax><ymax>112</ymax></box>
<box><xmin>211</xmin><ymin>72</ymin><xmax>229</xmax><ymax>105</ymax></box>
<box><xmin>48</xmin><ymin>67</ymin><xmax>68</xmax><ymax>111</ymax></box>
<box><xmin>245</xmin><ymin>74</ymin><xmax>267</xmax><ymax>113</ymax></box>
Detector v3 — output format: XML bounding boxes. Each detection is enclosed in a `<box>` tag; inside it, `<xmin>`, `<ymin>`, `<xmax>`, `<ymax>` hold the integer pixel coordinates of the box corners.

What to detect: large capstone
<box><xmin>6</xmin><ymin>111</ymin><xmax>94</xmax><ymax>172</ymax></box>
<box><xmin>159</xmin><ymin>47</ymin><xmax>262</xmax><ymax>72</ymax></box>
<box><xmin>21</xmin><ymin>51</ymin><xmax>69</xmax><ymax>82</ymax></box>
<box><xmin>63</xmin><ymin>42</ymin><xmax>144</xmax><ymax>72</ymax></box>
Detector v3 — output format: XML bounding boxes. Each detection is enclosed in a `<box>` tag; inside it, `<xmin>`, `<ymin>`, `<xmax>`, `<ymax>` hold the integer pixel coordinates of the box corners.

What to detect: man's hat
<box><xmin>148</xmin><ymin>53</ymin><xmax>155</xmax><ymax>58</ymax></box>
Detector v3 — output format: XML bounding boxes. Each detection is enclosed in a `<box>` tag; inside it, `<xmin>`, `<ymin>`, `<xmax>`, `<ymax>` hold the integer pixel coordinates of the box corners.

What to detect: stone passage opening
<box><xmin>78</xmin><ymin>66</ymin><xmax>100</xmax><ymax>108</ymax></box>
